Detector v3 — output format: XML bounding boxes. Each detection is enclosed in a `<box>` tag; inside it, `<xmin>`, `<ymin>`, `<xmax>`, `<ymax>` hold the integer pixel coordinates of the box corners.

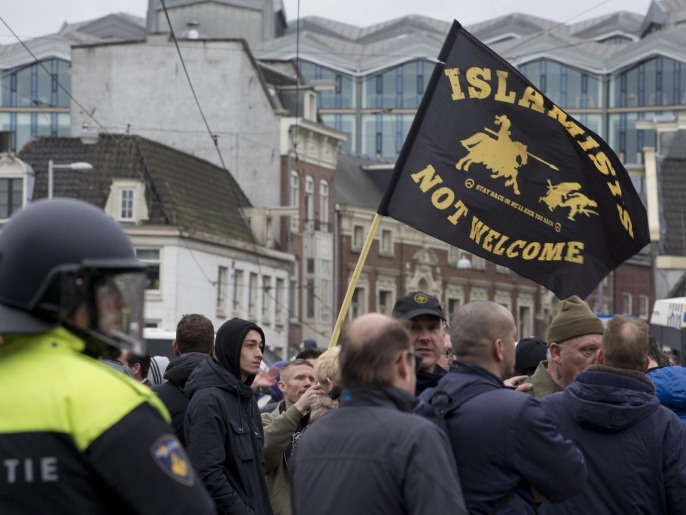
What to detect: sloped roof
<box><xmin>255</xmin><ymin>9</ymin><xmax>686</xmax><ymax>77</ymax></box>
<box><xmin>335</xmin><ymin>152</ymin><xmax>392</xmax><ymax>209</ymax></box>
<box><xmin>18</xmin><ymin>135</ymin><xmax>254</xmax><ymax>242</ymax></box>
<box><xmin>63</xmin><ymin>13</ymin><xmax>146</xmax><ymax>41</ymax></box>
<box><xmin>659</xmin><ymin>129</ymin><xmax>686</xmax><ymax>256</ymax></box>
<box><xmin>0</xmin><ymin>13</ymin><xmax>146</xmax><ymax>70</ymax></box>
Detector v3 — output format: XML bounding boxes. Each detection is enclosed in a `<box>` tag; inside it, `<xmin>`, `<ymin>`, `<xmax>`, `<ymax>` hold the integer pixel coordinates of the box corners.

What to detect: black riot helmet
<box><xmin>0</xmin><ymin>198</ymin><xmax>148</xmax><ymax>358</ymax></box>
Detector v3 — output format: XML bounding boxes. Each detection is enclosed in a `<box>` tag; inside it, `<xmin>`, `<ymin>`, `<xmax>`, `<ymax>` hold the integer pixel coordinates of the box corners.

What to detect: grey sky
<box><xmin>1</xmin><ymin>0</ymin><xmax>653</xmax><ymax>44</ymax></box>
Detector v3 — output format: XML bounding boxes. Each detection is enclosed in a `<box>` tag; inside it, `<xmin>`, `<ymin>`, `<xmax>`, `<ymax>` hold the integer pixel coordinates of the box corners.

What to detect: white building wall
<box><xmin>70</xmin><ymin>37</ymin><xmax>282</xmax><ymax>208</ymax></box>
<box><xmin>129</xmin><ymin>231</ymin><xmax>291</xmax><ymax>357</ymax></box>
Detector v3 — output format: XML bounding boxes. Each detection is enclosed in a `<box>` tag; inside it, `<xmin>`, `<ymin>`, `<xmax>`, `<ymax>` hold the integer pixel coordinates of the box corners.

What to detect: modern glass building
<box><xmin>255</xmin><ymin>2</ymin><xmax>686</xmax><ymax>180</ymax></box>
<box><xmin>0</xmin><ymin>15</ymin><xmax>146</xmax><ymax>152</ymax></box>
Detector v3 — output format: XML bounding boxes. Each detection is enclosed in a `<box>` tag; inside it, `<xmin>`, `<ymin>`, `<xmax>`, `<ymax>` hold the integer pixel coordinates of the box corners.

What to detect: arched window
<box><xmin>290</xmin><ymin>171</ymin><xmax>300</xmax><ymax>232</ymax></box>
<box><xmin>319</xmin><ymin>180</ymin><xmax>329</xmax><ymax>232</ymax></box>
<box><xmin>304</xmin><ymin>176</ymin><xmax>314</xmax><ymax>228</ymax></box>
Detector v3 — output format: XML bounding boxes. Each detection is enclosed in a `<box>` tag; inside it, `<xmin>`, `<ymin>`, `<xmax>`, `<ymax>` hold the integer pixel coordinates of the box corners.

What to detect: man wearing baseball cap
<box><xmin>392</xmin><ymin>291</ymin><xmax>447</xmax><ymax>394</ymax></box>
<box><xmin>523</xmin><ymin>295</ymin><xmax>604</xmax><ymax>398</ymax></box>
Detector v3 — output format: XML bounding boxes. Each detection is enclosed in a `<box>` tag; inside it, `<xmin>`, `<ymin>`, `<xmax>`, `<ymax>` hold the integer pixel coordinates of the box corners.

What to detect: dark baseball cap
<box><xmin>515</xmin><ymin>336</ymin><xmax>548</xmax><ymax>376</ymax></box>
<box><xmin>392</xmin><ymin>292</ymin><xmax>445</xmax><ymax>321</ymax></box>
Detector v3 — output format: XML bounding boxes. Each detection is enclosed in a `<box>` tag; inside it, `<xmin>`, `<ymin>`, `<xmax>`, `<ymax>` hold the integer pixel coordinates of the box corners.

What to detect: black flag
<box><xmin>378</xmin><ymin>21</ymin><xmax>649</xmax><ymax>299</ymax></box>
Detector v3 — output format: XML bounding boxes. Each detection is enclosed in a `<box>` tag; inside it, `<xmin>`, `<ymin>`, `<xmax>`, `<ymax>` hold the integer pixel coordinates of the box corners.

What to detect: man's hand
<box><xmin>294</xmin><ymin>384</ymin><xmax>325</xmax><ymax>415</ymax></box>
<box><xmin>251</xmin><ymin>370</ymin><xmax>278</xmax><ymax>391</ymax></box>
<box><xmin>504</xmin><ymin>375</ymin><xmax>533</xmax><ymax>393</ymax></box>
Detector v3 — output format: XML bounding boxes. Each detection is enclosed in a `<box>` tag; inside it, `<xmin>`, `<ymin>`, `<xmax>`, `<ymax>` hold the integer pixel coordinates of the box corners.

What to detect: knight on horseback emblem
<box><xmin>455</xmin><ymin>115</ymin><xmax>558</xmax><ymax>195</ymax></box>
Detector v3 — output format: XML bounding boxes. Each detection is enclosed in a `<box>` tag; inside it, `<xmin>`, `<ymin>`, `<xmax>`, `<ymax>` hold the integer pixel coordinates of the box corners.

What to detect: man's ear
<box><xmin>549</xmin><ymin>343</ymin><xmax>562</xmax><ymax>363</ymax></box>
<box><xmin>172</xmin><ymin>340</ymin><xmax>181</xmax><ymax>357</ymax></box>
<box><xmin>493</xmin><ymin>338</ymin><xmax>504</xmax><ymax>362</ymax></box>
<box><xmin>597</xmin><ymin>350</ymin><xmax>605</xmax><ymax>365</ymax></box>
<box><xmin>210</xmin><ymin>340</ymin><xmax>215</xmax><ymax>358</ymax></box>
<box><xmin>641</xmin><ymin>356</ymin><xmax>650</xmax><ymax>373</ymax></box>
<box><xmin>277</xmin><ymin>380</ymin><xmax>287</xmax><ymax>394</ymax></box>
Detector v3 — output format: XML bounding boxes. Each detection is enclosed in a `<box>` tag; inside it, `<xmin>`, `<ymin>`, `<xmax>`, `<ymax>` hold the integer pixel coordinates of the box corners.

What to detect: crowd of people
<box><xmin>1</xmin><ymin>198</ymin><xmax>686</xmax><ymax>514</ymax></box>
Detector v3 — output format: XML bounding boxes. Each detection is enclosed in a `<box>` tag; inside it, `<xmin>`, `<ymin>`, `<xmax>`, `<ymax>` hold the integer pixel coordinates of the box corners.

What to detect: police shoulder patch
<box><xmin>150</xmin><ymin>435</ymin><xmax>194</xmax><ymax>486</ymax></box>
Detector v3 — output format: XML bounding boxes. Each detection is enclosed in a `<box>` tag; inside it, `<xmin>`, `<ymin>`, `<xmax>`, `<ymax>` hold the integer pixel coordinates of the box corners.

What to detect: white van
<box><xmin>649</xmin><ymin>297</ymin><xmax>686</xmax><ymax>364</ymax></box>
<box><xmin>143</xmin><ymin>328</ymin><xmax>176</xmax><ymax>359</ymax></box>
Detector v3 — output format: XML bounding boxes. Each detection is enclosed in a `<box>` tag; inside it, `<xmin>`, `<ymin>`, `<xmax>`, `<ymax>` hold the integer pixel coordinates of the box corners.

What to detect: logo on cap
<box><xmin>413</xmin><ymin>293</ymin><xmax>428</xmax><ymax>304</ymax></box>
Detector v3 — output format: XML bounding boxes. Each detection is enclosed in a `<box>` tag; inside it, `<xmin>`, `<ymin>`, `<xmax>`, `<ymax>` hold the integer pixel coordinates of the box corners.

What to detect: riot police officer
<box><xmin>0</xmin><ymin>198</ymin><xmax>215</xmax><ymax>514</ymax></box>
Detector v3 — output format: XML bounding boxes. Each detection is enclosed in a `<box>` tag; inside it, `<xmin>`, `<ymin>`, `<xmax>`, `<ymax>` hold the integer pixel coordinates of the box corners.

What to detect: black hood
<box><xmin>215</xmin><ymin>317</ymin><xmax>265</xmax><ymax>386</ymax></box>
<box><xmin>163</xmin><ymin>352</ymin><xmax>207</xmax><ymax>388</ymax></box>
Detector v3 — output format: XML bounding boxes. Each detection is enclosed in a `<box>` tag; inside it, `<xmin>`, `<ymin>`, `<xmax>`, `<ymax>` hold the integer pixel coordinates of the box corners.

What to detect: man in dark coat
<box><xmin>420</xmin><ymin>300</ymin><xmax>586</xmax><ymax>514</ymax></box>
<box><xmin>152</xmin><ymin>314</ymin><xmax>215</xmax><ymax>446</ymax></box>
<box><xmin>290</xmin><ymin>313</ymin><xmax>468</xmax><ymax>515</ymax></box>
<box><xmin>392</xmin><ymin>291</ymin><xmax>447</xmax><ymax>394</ymax></box>
<box><xmin>539</xmin><ymin>315</ymin><xmax>686</xmax><ymax>514</ymax></box>
<box><xmin>184</xmin><ymin>318</ymin><xmax>273</xmax><ymax>515</ymax></box>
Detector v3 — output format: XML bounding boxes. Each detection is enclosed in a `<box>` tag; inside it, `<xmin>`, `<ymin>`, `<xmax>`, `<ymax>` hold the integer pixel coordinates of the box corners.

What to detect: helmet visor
<box><xmin>94</xmin><ymin>272</ymin><xmax>147</xmax><ymax>356</ymax></box>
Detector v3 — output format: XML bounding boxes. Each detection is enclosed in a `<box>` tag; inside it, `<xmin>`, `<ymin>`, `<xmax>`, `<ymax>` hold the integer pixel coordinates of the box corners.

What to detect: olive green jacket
<box><xmin>261</xmin><ymin>403</ymin><xmax>306</xmax><ymax>515</ymax></box>
<box><xmin>522</xmin><ymin>360</ymin><xmax>564</xmax><ymax>399</ymax></box>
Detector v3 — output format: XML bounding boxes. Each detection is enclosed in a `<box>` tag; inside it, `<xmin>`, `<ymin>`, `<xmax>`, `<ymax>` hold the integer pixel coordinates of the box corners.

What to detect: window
<box><xmin>350</xmin><ymin>288</ymin><xmax>366</xmax><ymax>319</ymax></box>
<box><xmin>304</xmin><ymin>176</ymin><xmax>314</xmax><ymax>228</ymax></box>
<box><xmin>320</xmin><ymin>180</ymin><xmax>329</xmax><ymax>232</ymax></box>
<box><xmin>622</xmin><ymin>293</ymin><xmax>633</xmax><ymax>314</ymax></box>
<box><xmin>248</xmin><ymin>273</ymin><xmax>258</xmax><ymax>318</ymax></box>
<box><xmin>639</xmin><ymin>295</ymin><xmax>649</xmax><ymax>319</ymax></box>
<box><xmin>0</xmin><ymin>178</ymin><xmax>23</xmax><ymax>219</ymax></box>
<box><xmin>378</xmin><ymin>289</ymin><xmax>393</xmax><ymax>315</ymax></box>
<box><xmin>136</xmin><ymin>249</ymin><xmax>160</xmax><ymax>291</ymax></box>
<box><xmin>290</xmin><ymin>171</ymin><xmax>299</xmax><ymax>232</ymax></box>
<box><xmin>353</xmin><ymin>225</ymin><xmax>364</xmax><ymax>250</ymax></box>
<box><xmin>447</xmin><ymin>298</ymin><xmax>462</xmax><ymax>320</ymax></box>
<box><xmin>120</xmin><ymin>188</ymin><xmax>134</xmax><ymax>220</ymax></box>
<box><xmin>275</xmin><ymin>278</ymin><xmax>286</xmax><ymax>326</ymax></box>
<box><xmin>261</xmin><ymin>275</ymin><xmax>272</xmax><ymax>322</ymax></box>
<box><xmin>216</xmin><ymin>266</ymin><xmax>228</xmax><ymax>316</ymax></box>
<box><xmin>306</xmin><ymin>278</ymin><xmax>315</xmax><ymax>319</ymax></box>
<box><xmin>233</xmin><ymin>270</ymin><xmax>244</xmax><ymax>312</ymax></box>
<box><xmin>518</xmin><ymin>306</ymin><xmax>532</xmax><ymax>339</ymax></box>
<box><xmin>380</xmin><ymin>229</ymin><xmax>393</xmax><ymax>255</ymax></box>
<box><xmin>320</xmin><ymin>278</ymin><xmax>331</xmax><ymax>322</ymax></box>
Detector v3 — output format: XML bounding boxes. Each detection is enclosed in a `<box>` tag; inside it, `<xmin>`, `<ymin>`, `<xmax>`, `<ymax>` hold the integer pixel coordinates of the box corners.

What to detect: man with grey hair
<box><xmin>420</xmin><ymin>300</ymin><xmax>585</xmax><ymax>514</ymax></box>
<box><xmin>290</xmin><ymin>313</ymin><xmax>468</xmax><ymax>515</ymax></box>
<box><xmin>539</xmin><ymin>315</ymin><xmax>686</xmax><ymax>514</ymax></box>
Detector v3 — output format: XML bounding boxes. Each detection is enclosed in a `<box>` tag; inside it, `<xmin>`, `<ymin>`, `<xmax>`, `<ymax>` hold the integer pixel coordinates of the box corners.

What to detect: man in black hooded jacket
<box><xmin>152</xmin><ymin>314</ymin><xmax>214</xmax><ymax>446</ymax></box>
<box><xmin>184</xmin><ymin>318</ymin><xmax>273</xmax><ymax>515</ymax></box>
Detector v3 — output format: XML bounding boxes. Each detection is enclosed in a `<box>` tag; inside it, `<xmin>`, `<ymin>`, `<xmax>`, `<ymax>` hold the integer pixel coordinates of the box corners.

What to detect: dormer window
<box><xmin>105</xmin><ymin>179</ymin><xmax>148</xmax><ymax>224</ymax></box>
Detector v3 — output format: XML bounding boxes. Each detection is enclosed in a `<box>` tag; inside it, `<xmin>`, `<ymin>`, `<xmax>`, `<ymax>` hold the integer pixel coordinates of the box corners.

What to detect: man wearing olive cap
<box><xmin>523</xmin><ymin>295</ymin><xmax>604</xmax><ymax>398</ymax></box>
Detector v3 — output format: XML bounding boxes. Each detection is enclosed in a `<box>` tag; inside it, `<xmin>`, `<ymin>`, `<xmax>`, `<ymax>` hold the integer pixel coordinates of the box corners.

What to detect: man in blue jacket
<box><xmin>539</xmin><ymin>315</ymin><xmax>686</xmax><ymax>514</ymax></box>
<box><xmin>420</xmin><ymin>300</ymin><xmax>585</xmax><ymax>514</ymax></box>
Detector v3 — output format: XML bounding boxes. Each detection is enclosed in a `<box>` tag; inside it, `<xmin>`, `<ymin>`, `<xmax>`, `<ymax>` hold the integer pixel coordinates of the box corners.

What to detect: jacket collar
<box><xmin>578</xmin><ymin>364</ymin><xmax>655</xmax><ymax>393</ymax></box>
<box><xmin>341</xmin><ymin>384</ymin><xmax>419</xmax><ymax>413</ymax></box>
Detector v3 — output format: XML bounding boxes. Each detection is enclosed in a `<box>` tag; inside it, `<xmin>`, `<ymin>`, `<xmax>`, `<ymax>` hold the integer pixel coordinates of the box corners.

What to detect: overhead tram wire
<box><xmin>0</xmin><ymin>15</ymin><xmax>177</xmax><ymax>225</ymax></box>
<box><xmin>159</xmin><ymin>0</ymin><xmax>331</xmax><ymax>339</ymax></box>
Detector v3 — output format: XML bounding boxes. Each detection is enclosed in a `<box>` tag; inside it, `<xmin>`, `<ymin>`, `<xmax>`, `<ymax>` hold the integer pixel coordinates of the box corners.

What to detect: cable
<box><xmin>159</xmin><ymin>0</ymin><xmax>332</xmax><ymax>340</ymax></box>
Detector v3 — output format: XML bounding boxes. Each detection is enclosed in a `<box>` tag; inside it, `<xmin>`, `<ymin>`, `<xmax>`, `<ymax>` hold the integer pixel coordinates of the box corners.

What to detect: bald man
<box><xmin>419</xmin><ymin>301</ymin><xmax>585</xmax><ymax>514</ymax></box>
<box><xmin>290</xmin><ymin>314</ymin><xmax>467</xmax><ymax>515</ymax></box>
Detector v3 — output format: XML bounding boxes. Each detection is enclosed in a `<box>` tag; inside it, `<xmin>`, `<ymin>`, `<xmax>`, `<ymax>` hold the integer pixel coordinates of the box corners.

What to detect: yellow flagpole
<box><xmin>328</xmin><ymin>213</ymin><xmax>382</xmax><ymax>348</ymax></box>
